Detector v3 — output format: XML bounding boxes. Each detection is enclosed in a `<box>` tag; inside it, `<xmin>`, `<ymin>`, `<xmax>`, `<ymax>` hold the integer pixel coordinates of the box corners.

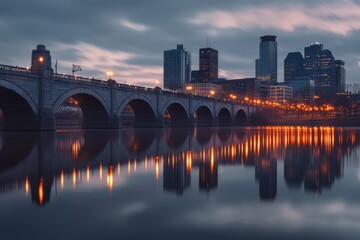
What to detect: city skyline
<box><xmin>0</xmin><ymin>0</ymin><xmax>360</xmax><ymax>87</ymax></box>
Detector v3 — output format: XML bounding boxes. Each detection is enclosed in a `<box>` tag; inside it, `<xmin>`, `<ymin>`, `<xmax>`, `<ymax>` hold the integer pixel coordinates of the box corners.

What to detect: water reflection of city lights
<box><xmin>72</xmin><ymin>168</ymin><xmax>77</xmax><ymax>189</ymax></box>
<box><xmin>60</xmin><ymin>171</ymin><xmax>64</xmax><ymax>189</ymax></box>
<box><xmin>25</xmin><ymin>177</ymin><xmax>29</xmax><ymax>196</ymax></box>
<box><xmin>9</xmin><ymin>126</ymin><xmax>359</xmax><ymax>201</ymax></box>
<box><xmin>155</xmin><ymin>159</ymin><xmax>159</xmax><ymax>182</ymax></box>
<box><xmin>128</xmin><ymin>160</ymin><xmax>131</xmax><ymax>175</ymax></box>
<box><xmin>117</xmin><ymin>162</ymin><xmax>121</xmax><ymax>176</ymax></box>
<box><xmin>107</xmin><ymin>166</ymin><xmax>114</xmax><ymax>192</ymax></box>
<box><xmin>38</xmin><ymin>178</ymin><xmax>44</xmax><ymax>205</ymax></box>
<box><xmin>86</xmin><ymin>166</ymin><xmax>90</xmax><ymax>183</ymax></box>
<box><xmin>71</xmin><ymin>140</ymin><xmax>81</xmax><ymax>159</ymax></box>
<box><xmin>55</xmin><ymin>134</ymin><xmax>84</xmax><ymax>160</ymax></box>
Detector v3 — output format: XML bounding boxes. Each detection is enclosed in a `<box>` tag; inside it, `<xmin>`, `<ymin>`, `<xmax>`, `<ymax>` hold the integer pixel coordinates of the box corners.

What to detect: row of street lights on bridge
<box><xmin>81</xmin><ymin>68</ymin><xmax>336</xmax><ymax>114</ymax></box>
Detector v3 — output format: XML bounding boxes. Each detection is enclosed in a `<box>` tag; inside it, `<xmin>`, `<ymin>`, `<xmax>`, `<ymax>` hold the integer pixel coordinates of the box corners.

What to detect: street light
<box><xmin>156</xmin><ymin>80</ymin><xmax>159</xmax><ymax>87</ymax></box>
<box><xmin>107</xmin><ymin>71</ymin><xmax>113</xmax><ymax>80</ymax></box>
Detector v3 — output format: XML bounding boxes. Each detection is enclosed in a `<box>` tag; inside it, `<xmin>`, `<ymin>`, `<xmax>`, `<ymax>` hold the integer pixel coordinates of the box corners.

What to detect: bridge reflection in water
<box><xmin>0</xmin><ymin>126</ymin><xmax>359</xmax><ymax>206</ymax></box>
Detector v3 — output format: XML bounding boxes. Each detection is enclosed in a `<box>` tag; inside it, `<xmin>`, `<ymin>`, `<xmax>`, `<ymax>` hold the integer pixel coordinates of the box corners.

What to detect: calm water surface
<box><xmin>0</xmin><ymin>127</ymin><xmax>360</xmax><ymax>240</ymax></box>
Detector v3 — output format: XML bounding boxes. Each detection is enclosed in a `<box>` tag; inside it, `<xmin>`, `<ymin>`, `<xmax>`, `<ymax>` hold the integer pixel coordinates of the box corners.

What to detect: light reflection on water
<box><xmin>0</xmin><ymin>127</ymin><xmax>360</xmax><ymax>239</ymax></box>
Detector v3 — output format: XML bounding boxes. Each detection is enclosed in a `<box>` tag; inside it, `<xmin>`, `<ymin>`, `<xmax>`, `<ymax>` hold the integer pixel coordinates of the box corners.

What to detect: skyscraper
<box><xmin>335</xmin><ymin>60</ymin><xmax>346</xmax><ymax>93</ymax></box>
<box><xmin>199</xmin><ymin>47</ymin><xmax>218</xmax><ymax>82</ymax></box>
<box><xmin>304</xmin><ymin>43</ymin><xmax>336</xmax><ymax>100</ymax></box>
<box><xmin>284</xmin><ymin>52</ymin><xmax>304</xmax><ymax>84</ymax></box>
<box><xmin>163</xmin><ymin>44</ymin><xmax>191</xmax><ymax>90</ymax></box>
<box><xmin>256</xmin><ymin>35</ymin><xmax>277</xmax><ymax>84</ymax></box>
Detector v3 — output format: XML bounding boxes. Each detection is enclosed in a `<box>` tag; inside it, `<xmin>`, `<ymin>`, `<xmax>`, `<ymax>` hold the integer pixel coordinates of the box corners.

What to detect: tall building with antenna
<box><xmin>191</xmin><ymin>41</ymin><xmax>218</xmax><ymax>83</ymax></box>
<box><xmin>199</xmin><ymin>47</ymin><xmax>218</xmax><ymax>82</ymax></box>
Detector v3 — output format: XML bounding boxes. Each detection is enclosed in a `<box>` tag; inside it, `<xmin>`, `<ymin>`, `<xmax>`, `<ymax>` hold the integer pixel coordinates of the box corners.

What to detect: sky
<box><xmin>0</xmin><ymin>0</ymin><xmax>360</xmax><ymax>88</ymax></box>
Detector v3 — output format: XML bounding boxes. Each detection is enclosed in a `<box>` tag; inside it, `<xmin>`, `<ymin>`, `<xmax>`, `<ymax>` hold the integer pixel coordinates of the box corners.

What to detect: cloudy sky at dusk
<box><xmin>0</xmin><ymin>0</ymin><xmax>360</xmax><ymax>87</ymax></box>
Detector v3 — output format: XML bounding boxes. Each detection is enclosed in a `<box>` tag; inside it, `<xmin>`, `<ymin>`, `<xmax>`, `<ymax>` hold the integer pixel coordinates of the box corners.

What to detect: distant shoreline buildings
<box><xmin>285</xmin><ymin>42</ymin><xmax>346</xmax><ymax>103</ymax></box>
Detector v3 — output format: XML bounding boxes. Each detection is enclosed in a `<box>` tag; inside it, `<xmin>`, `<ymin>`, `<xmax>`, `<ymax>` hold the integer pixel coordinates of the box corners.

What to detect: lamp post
<box><xmin>107</xmin><ymin>71</ymin><xmax>113</xmax><ymax>80</ymax></box>
<box><xmin>186</xmin><ymin>86</ymin><xmax>192</xmax><ymax>93</ymax></box>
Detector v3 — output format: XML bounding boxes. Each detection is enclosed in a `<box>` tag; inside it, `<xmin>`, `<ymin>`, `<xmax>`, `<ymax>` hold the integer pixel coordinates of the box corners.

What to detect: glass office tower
<box><xmin>164</xmin><ymin>44</ymin><xmax>191</xmax><ymax>90</ymax></box>
<box><xmin>304</xmin><ymin>43</ymin><xmax>336</xmax><ymax>101</ymax></box>
<box><xmin>256</xmin><ymin>35</ymin><xmax>277</xmax><ymax>84</ymax></box>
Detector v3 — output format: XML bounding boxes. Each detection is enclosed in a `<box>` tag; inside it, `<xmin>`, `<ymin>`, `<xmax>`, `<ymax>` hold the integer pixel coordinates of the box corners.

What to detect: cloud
<box><xmin>0</xmin><ymin>0</ymin><xmax>360</xmax><ymax>85</ymax></box>
<box><xmin>190</xmin><ymin>1</ymin><xmax>360</xmax><ymax>36</ymax></box>
<box><xmin>178</xmin><ymin>201</ymin><xmax>360</xmax><ymax>230</ymax></box>
<box><xmin>119</xmin><ymin>19</ymin><xmax>149</xmax><ymax>32</ymax></box>
<box><xmin>55</xmin><ymin>42</ymin><xmax>162</xmax><ymax>87</ymax></box>
<box><xmin>219</xmin><ymin>69</ymin><xmax>246</xmax><ymax>79</ymax></box>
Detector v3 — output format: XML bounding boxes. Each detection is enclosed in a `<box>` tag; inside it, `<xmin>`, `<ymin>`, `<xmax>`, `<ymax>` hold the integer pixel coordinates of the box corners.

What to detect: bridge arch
<box><xmin>53</xmin><ymin>88</ymin><xmax>111</xmax><ymax>128</ymax></box>
<box><xmin>161</xmin><ymin>100</ymin><xmax>189</xmax><ymax>127</ymax></box>
<box><xmin>0</xmin><ymin>79</ymin><xmax>38</xmax><ymax>114</ymax></box>
<box><xmin>53</xmin><ymin>88</ymin><xmax>110</xmax><ymax>115</ymax></box>
<box><xmin>234</xmin><ymin>107</ymin><xmax>248</xmax><ymax>126</ymax></box>
<box><xmin>117</xmin><ymin>94</ymin><xmax>157</xmax><ymax>127</ymax></box>
<box><xmin>217</xmin><ymin>106</ymin><xmax>233</xmax><ymax>126</ymax></box>
<box><xmin>0</xmin><ymin>79</ymin><xmax>38</xmax><ymax>128</ymax></box>
<box><xmin>193</xmin><ymin>103</ymin><xmax>214</xmax><ymax>127</ymax></box>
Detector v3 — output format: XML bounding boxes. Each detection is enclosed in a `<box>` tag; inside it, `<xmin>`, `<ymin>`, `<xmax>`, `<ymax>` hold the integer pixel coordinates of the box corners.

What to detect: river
<box><xmin>0</xmin><ymin>126</ymin><xmax>359</xmax><ymax>239</ymax></box>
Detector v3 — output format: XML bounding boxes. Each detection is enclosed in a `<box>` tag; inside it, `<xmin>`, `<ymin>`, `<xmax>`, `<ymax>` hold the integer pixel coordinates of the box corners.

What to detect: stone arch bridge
<box><xmin>0</xmin><ymin>45</ymin><xmax>257</xmax><ymax>130</ymax></box>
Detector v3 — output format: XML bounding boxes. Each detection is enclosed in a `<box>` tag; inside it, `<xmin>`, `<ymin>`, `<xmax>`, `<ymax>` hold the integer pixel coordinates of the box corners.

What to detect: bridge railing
<box><xmin>116</xmin><ymin>83</ymin><xmax>157</xmax><ymax>92</ymax></box>
<box><xmin>53</xmin><ymin>73</ymin><xmax>109</xmax><ymax>86</ymax></box>
<box><xmin>0</xmin><ymin>64</ymin><xmax>32</xmax><ymax>74</ymax></box>
<box><xmin>53</xmin><ymin>73</ymin><xmax>160</xmax><ymax>93</ymax></box>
